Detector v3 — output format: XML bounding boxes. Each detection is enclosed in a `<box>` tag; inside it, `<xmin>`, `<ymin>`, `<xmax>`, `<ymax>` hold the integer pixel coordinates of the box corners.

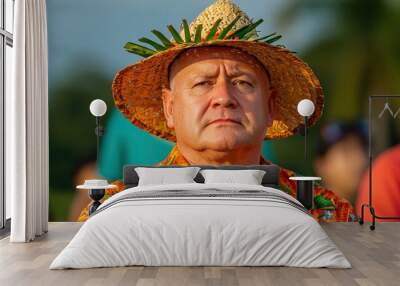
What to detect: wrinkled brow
<box><xmin>171</xmin><ymin>62</ymin><xmax>259</xmax><ymax>82</ymax></box>
<box><xmin>168</xmin><ymin>47</ymin><xmax>272</xmax><ymax>87</ymax></box>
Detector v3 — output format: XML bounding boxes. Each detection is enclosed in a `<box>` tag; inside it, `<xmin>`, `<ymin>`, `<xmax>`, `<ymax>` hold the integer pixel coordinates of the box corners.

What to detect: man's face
<box><xmin>162</xmin><ymin>46</ymin><xmax>274</xmax><ymax>153</ymax></box>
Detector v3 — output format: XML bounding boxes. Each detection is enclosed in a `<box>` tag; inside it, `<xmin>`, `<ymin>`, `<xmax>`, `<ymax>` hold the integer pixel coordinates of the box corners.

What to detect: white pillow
<box><xmin>200</xmin><ymin>169</ymin><xmax>266</xmax><ymax>185</ymax></box>
<box><xmin>135</xmin><ymin>167</ymin><xmax>201</xmax><ymax>186</ymax></box>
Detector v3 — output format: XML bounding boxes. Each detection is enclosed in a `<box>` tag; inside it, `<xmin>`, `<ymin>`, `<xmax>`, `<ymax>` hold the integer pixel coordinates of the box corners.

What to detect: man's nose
<box><xmin>210</xmin><ymin>80</ymin><xmax>238</xmax><ymax>109</ymax></box>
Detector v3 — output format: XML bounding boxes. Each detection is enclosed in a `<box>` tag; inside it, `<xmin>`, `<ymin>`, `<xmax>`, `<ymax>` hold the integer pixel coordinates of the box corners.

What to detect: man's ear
<box><xmin>266</xmin><ymin>88</ymin><xmax>277</xmax><ymax>127</ymax></box>
<box><xmin>162</xmin><ymin>87</ymin><xmax>175</xmax><ymax>128</ymax></box>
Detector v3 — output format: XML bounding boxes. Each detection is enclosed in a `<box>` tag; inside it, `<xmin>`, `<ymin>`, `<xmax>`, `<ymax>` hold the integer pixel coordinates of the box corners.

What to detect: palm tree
<box><xmin>279</xmin><ymin>0</ymin><xmax>400</xmax><ymax>121</ymax></box>
<box><xmin>270</xmin><ymin>0</ymin><xmax>400</xmax><ymax>174</ymax></box>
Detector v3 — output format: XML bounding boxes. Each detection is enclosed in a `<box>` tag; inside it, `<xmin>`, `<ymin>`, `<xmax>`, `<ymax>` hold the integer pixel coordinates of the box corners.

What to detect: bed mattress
<box><xmin>50</xmin><ymin>183</ymin><xmax>351</xmax><ymax>269</ymax></box>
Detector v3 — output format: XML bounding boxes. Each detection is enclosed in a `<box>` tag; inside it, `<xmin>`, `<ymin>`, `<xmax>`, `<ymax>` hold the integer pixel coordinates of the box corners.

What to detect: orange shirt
<box><xmin>356</xmin><ymin>144</ymin><xmax>400</xmax><ymax>222</ymax></box>
<box><xmin>79</xmin><ymin>145</ymin><xmax>356</xmax><ymax>222</ymax></box>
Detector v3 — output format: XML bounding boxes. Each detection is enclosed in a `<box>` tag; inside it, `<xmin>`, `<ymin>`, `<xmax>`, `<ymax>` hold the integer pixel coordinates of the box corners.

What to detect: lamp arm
<box><xmin>95</xmin><ymin>116</ymin><xmax>105</xmax><ymax>163</ymax></box>
<box><xmin>304</xmin><ymin>116</ymin><xmax>308</xmax><ymax>162</ymax></box>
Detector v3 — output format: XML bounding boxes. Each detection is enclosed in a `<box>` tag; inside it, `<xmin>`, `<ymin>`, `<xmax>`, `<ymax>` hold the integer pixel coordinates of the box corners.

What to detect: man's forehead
<box><xmin>173</xmin><ymin>46</ymin><xmax>261</xmax><ymax>67</ymax></box>
<box><xmin>169</xmin><ymin>46</ymin><xmax>268</xmax><ymax>80</ymax></box>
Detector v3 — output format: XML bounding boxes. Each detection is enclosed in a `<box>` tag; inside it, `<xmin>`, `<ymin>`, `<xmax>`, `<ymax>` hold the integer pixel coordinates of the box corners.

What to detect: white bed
<box><xmin>50</xmin><ymin>183</ymin><xmax>351</xmax><ymax>269</ymax></box>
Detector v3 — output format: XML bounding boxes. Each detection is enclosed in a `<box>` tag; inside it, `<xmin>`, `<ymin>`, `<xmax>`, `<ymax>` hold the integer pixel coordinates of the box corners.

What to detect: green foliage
<box><xmin>255</xmin><ymin>32</ymin><xmax>277</xmax><ymax>41</ymax></box>
<box><xmin>182</xmin><ymin>19</ymin><xmax>192</xmax><ymax>42</ymax></box>
<box><xmin>205</xmin><ymin>18</ymin><xmax>222</xmax><ymax>41</ymax></box>
<box><xmin>124</xmin><ymin>42</ymin><xmax>155</xmax><ymax>57</ymax></box>
<box><xmin>49</xmin><ymin>189</ymin><xmax>74</xmax><ymax>221</ymax></box>
<box><xmin>218</xmin><ymin>16</ymin><xmax>241</xmax><ymax>40</ymax></box>
<box><xmin>264</xmin><ymin>35</ymin><xmax>283</xmax><ymax>44</ymax></box>
<box><xmin>314</xmin><ymin>195</ymin><xmax>336</xmax><ymax>210</ymax></box>
<box><xmin>124</xmin><ymin>18</ymin><xmax>282</xmax><ymax>58</ymax></box>
<box><xmin>151</xmin><ymin>29</ymin><xmax>173</xmax><ymax>48</ymax></box>
<box><xmin>278</xmin><ymin>0</ymin><xmax>400</xmax><ymax>121</ymax></box>
<box><xmin>168</xmin><ymin>24</ymin><xmax>184</xmax><ymax>44</ymax></box>
<box><xmin>194</xmin><ymin>24</ymin><xmax>203</xmax><ymax>43</ymax></box>
<box><xmin>228</xmin><ymin>18</ymin><xmax>263</xmax><ymax>39</ymax></box>
<box><xmin>270</xmin><ymin>0</ymin><xmax>400</xmax><ymax>177</ymax></box>
<box><xmin>138</xmin><ymin>37</ymin><xmax>167</xmax><ymax>51</ymax></box>
<box><xmin>49</xmin><ymin>66</ymin><xmax>112</xmax><ymax>190</ymax></box>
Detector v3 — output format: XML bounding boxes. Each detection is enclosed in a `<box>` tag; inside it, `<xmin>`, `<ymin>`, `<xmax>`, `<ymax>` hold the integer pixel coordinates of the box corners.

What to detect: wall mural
<box><xmin>48</xmin><ymin>0</ymin><xmax>400</xmax><ymax>222</ymax></box>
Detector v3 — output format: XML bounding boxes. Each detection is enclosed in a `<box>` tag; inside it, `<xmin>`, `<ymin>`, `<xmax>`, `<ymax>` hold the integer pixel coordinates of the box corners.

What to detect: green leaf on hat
<box><xmin>243</xmin><ymin>31</ymin><xmax>258</xmax><ymax>40</ymax></box>
<box><xmin>206</xmin><ymin>18</ymin><xmax>222</xmax><ymax>41</ymax></box>
<box><xmin>194</xmin><ymin>24</ymin><xmax>203</xmax><ymax>43</ymax></box>
<box><xmin>138</xmin><ymin>37</ymin><xmax>167</xmax><ymax>51</ymax></box>
<box><xmin>124</xmin><ymin>42</ymin><xmax>156</xmax><ymax>58</ymax></box>
<box><xmin>218</xmin><ymin>16</ymin><xmax>241</xmax><ymax>40</ymax></box>
<box><xmin>151</xmin><ymin>29</ymin><xmax>173</xmax><ymax>48</ymax></box>
<box><xmin>124</xmin><ymin>17</ymin><xmax>287</xmax><ymax>58</ymax></box>
<box><xmin>265</xmin><ymin>34</ymin><xmax>283</xmax><ymax>44</ymax></box>
<box><xmin>255</xmin><ymin>32</ymin><xmax>277</xmax><ymax>42</ymax></box>
<box><xmin>182</xmin><ymin>19</ymin><xmax>192</xmax><ymax>43</ymax></box>
<box><xmin>167</xmin><ymin>25</ymin><xmax>184</xmax><ymax>44</ymax></box>
<box><xmin>227</xmin><ymin>24</ymin><xmax>249</xmax><ymax>39</ymax></box>
<box><xmin>235</xmin><ymin>18</ymin><xmax>263</xmax><ymax>39</ymax></box>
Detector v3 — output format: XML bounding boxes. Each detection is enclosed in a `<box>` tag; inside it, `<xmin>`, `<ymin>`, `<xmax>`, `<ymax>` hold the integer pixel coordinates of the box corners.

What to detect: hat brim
<box><xmin>112</xmin><ymin>40</ymin><xmax>324</xmax><ymax>141</ymax></box>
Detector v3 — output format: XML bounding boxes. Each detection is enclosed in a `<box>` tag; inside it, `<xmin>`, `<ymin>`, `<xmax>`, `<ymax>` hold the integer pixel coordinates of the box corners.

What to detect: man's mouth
<box><xmin>208</xmin><ymin>118</ymin><xmax>242</xmax><ymax>126</ymax></box>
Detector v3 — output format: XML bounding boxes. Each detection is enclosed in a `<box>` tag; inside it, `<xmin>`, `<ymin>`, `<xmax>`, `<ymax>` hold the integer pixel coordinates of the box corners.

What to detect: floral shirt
<box><xmin>78</xmin><ymin>145</ymin><xmax>357</xmax><ymax>222</ymax></box>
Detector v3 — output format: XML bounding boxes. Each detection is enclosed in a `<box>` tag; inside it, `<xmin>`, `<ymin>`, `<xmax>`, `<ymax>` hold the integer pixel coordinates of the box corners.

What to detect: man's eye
<box><xmin>233</xmin><ymin>80</ymin><xmax>253</xmax><ymax>87</ymax></box>
<box><xmin>193</xmin><ymin>81</ymin><xmax>212</xmax><ymax>88</ymax></box>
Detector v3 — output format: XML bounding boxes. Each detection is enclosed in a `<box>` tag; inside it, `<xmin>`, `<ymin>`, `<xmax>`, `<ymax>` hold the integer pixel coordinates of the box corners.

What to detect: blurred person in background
<box><xmin>314</xmin><ymin>121</ymin><xmax>368</xmax><ymax>205</ymax></box>
<box><xmin>356</xmin><ymin>144</ymin><xmax>400</xmax><ymax>222</ymax></box>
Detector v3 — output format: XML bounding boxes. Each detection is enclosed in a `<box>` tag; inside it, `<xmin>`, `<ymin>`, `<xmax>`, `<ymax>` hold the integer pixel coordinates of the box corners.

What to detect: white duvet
<box><xmin>50</xmin><ymin>183</ymin><xmax>351</xmax><ymax>269</ymax></box>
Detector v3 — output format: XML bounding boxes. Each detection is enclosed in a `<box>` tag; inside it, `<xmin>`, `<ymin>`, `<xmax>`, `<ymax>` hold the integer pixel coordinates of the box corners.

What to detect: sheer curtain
<box><xmin>6</xmin><ymin>0</ymin><xmax>49</xmax><ymax>242</ymax></box>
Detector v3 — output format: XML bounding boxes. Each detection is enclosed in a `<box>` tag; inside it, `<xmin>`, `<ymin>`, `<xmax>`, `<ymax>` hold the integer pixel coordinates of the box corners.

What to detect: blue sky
<box><xmin>47</xmin><ymin>0</ymin><xmax>325</xmax><ymax>90</ymax></box>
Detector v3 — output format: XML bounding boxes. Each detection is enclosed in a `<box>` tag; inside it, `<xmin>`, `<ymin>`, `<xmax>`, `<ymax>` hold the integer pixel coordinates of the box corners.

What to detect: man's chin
<box><xmin>199</xmin><ymin>132</ymin><xmax>253</xmax><ymax>151</ymax></box>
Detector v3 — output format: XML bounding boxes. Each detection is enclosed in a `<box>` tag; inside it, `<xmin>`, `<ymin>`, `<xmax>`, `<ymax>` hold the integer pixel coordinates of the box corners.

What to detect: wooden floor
<box><xmin>0</xmin><ymin>222</ymin><xmax>399</xmax><ymax>286</ymax></box>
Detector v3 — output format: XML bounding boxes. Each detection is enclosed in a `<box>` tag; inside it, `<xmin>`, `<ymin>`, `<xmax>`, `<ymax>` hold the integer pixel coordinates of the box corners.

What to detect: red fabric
<box><xmin>356</xmin><ymin>144</ymin><xmax>400</xmax><ymax>222</ymax></box>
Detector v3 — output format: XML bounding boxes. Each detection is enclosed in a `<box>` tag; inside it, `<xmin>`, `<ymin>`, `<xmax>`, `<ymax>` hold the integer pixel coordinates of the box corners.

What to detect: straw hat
<box><xmin>112</xmin><ymin>0</ymin><xmax>324</xmax><ymax>141</ymax></box>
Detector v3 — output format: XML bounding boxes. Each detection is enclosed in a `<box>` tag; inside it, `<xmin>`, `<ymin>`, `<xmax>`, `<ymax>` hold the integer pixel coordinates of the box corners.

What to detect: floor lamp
<box><xmin>359</xmin><ymin>95</ymin><xmax>400</xmax><ymax>230</ymax></box>
<box><xmin>76</xmin><ymin>99</ymin><xmax>117</xmax><ymax>215</ymax></box>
